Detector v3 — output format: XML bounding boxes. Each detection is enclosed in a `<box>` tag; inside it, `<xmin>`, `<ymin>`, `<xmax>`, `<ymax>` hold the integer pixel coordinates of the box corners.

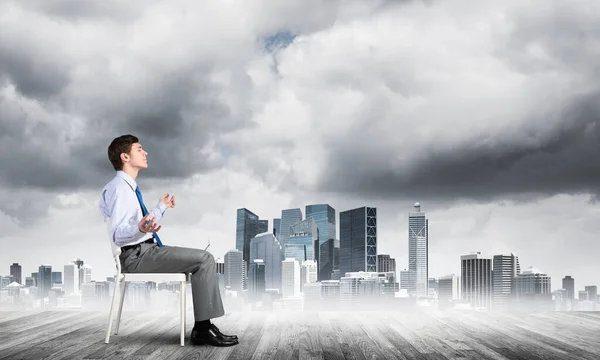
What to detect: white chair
<box><xmin>104</xmin><ymin>217</ymin><xmax>187</xmax><ymax>346</ymax></box>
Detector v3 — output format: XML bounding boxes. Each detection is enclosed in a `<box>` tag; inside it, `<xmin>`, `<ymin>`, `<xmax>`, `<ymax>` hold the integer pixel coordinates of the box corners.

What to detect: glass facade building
<box><xmin>250</xmin><ymin>233</ymin><xmax>285</xmax><ymax>291</ymax></box>
<box><xmin>305</xmin><ymin>204</ymin><xmax>336</xmax><ymax>280</ymax></box>
<box><xmin>288</xmin><ymin>217</ymin><xmax>318</xmax><ymax>262</ymax></box>
<box><xmin>236</xmin><ymin>208</ymin><xmax>268</xmax><ymax>263</ymax></box>
<box><xmin>279</xmin><ymin>208</ymin><xmax>302</xmax><ymax>247</ymax></box>
<box><xmin>319</xmin><ymin>238</ymin><xmax>340</xmax><ymax>281</ymax></box>
<box><xmin>339</xmin><ymin>207</ymin><xmax>377</xmax><ymax>276</ymax></box>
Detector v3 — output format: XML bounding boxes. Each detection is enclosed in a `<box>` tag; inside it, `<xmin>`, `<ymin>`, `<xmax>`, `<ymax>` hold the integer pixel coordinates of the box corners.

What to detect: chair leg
<box><xmin>115</xmin><ymin>280</ymin><xmax>127</xmax><ymax>334</ymax></box>
<box><xmin>105</xmin><ymin>277</ymin><xmax>120</xmax><ymax>344</ymax></box>
<box><xmin>180</xmin><ymin>280</ymin><xmax>186</xmax><ymax>346</ymax></box>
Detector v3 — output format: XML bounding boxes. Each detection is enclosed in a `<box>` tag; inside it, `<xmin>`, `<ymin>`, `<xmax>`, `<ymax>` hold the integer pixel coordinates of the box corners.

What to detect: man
<box><xmin>99</xmin><ymin>134</ymin><xmax>238</xmax><ymax>347</ymax></box>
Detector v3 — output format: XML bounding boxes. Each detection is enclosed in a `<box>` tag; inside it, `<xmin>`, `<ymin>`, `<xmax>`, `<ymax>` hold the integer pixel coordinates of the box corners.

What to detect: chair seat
<box><xmin>122</xmin><ymin>273</ymin><xmax>187</xmax><ymax>282</ymax></box>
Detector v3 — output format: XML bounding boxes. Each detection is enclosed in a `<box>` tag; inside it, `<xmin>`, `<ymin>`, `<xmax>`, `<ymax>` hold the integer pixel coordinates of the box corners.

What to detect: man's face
<box><xmin>125</xmin><ymin>143</ymin><xmax>148</xmax><ymax>169</ymax></box>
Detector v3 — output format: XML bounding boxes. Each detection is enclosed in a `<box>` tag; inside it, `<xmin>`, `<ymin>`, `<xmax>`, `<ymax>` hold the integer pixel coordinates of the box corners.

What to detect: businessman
<box><xmin>99</xmin><ymin>134</ymin><xmax>238</xmax><ymax>347</ymax></box>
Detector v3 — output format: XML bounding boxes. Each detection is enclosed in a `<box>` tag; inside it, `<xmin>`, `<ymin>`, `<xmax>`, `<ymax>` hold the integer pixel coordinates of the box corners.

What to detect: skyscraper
<box><xmin>38</xmin><ymin>264</ymin><xmax>52</xmax><ymax>298</ymax></box>
<box><xmin>224</xmin><ymin>250</ymin><xmax>243</xmax><ymax>292</ymax></box>
<box><xmin>248</xmin><ymin>259</ymin><xmax>266</xmax><ymax>299</ymax></box>
<box><xmin>249</xmin><ymin>232</ymin><xmax>285</xmax><ymax>291</ymax></box>
<box><xmin>279</xmin><ymin>208</ymin><xmax>302</xmax><ymax>247</ymax></box>
<box><xmin>236</xmin><ymin>208</ymin><xmax>268</xmax><ymax>264</ymax></box>
<box><xmin>408</xmin><ymin>202</ymin><xmax>428</xmax><ymax>297</ymax></box>
<box><xmin>339</xmin><ymin>206</ymin><xmax>377</xmax><ymax>276</ymax></box>
<box><xmin>461</xmin><ymin>252</ymin><xmax>492</xmax><ymax>309</ymax></box>
<box><xmin>282</xmin><ymin>258</ymin><xmax>301</xmax><ymax>298</ymax></box>
<box><xmin>288</xmin><ymin>217</ymin><xmax>318</xmax><ymax>261</ymax></box>
<box><xmin>562</xmin><ymin>276</ymin><xmax>575</xmax><ymax>300</ymax></box>
<box><xmin>319</xmin><ymin>238</ymin><xmax>340</xmax><ymax>281</ymax></box>
<box><xmin>72</xmin><ymin>258</ymin><xmax>84</xmax><ymax>290</ymax></box>
<box><xmin>10</xmin><ymin>263</ymin><xmax>22</xmax><ymax>285</ymax></box>
<box><xmin>305</xmin><ymin>204</ymin><xmax>336</xmax><ymax>276</ymax></box>
<box><xmin>64</xmin><ymin>264</ymin><xmax>79</xmax><ymax>295</ymax></box>
<box><xmin>492</xmin><ymin>254</ymin><xmax>520</xmax><ymax>309</ymax></box>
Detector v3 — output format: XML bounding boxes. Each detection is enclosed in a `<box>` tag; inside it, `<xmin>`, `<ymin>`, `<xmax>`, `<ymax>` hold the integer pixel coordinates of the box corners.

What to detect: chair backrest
<box><xmin>105</xmin><ymin>217</ymin><xmax>122</xmax><ymax>275</ymax></box>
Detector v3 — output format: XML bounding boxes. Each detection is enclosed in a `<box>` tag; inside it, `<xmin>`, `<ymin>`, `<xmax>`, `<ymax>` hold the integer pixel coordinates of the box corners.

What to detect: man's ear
<box><xmin>120</xmin><ymin>153</ymin><xmax>129</xmax><ymax>163</ymax></box>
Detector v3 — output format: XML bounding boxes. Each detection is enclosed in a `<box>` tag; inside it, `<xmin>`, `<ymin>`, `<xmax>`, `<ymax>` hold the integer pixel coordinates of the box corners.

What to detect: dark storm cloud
<box><xmin>315</xmin><ymin>3</ymin><xmax>600</xmax><ymax>203</ymax></box>
<box><xmin>319</xmin><ymin>91</ymin><xmax>600</xmax><ymax>202</ymax></box>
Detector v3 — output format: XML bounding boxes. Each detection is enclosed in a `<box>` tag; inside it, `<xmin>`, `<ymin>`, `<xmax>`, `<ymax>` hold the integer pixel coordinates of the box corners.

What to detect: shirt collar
<box><xmin>116</xmin><ymin>171</ymin><xmax>137</xmax><ymax>191</ymax></box>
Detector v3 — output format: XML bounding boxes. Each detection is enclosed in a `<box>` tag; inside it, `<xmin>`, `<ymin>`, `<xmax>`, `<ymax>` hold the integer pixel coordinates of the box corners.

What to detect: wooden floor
<box><xmin>1</xmin><ymin>308</ymin><xmax>599</xmax><ymax>359</ymax></box>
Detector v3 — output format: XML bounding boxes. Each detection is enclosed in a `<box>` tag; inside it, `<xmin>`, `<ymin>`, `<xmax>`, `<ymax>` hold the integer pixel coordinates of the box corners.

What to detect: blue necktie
<box><xmin>135</xmin><ymin>186</ymin><xmax>164</xmax><ymax>247</ymax></box>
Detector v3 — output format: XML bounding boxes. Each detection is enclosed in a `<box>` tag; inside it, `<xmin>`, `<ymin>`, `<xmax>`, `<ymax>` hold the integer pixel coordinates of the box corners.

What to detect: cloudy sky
<box><xmin>1</xmin><ymin>0</ymin><xmax>600</xmax><ymax>292</ymax></box>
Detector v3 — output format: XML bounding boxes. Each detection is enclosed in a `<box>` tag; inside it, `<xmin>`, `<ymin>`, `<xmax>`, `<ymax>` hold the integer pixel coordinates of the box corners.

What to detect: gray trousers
<box><xmin>119</xmin><ymin>242</ymin><xmax>225</xmax><ymax>322</ymax></box>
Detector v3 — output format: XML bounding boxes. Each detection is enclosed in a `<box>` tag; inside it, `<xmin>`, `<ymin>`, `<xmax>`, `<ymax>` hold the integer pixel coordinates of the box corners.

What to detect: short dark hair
<box><xmin>107</xmin><ymin>134</ymin><xmax>139</xmax><ymax>171</ymax></box>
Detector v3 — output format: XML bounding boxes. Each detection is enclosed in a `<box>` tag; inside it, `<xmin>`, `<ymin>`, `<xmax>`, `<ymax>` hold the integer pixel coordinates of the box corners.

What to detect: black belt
<box><xmin>121</xmin><ymin>238</ymin><xmax>155</xmax><ymax>252</ymax></box>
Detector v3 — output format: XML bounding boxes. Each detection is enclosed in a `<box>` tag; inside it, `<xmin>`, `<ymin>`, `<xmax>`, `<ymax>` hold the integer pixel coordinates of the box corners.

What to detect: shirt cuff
<box><xmin>156</xmin><ymin>201</ymin><xmax>168</xmax><ymax>214</ymax></box>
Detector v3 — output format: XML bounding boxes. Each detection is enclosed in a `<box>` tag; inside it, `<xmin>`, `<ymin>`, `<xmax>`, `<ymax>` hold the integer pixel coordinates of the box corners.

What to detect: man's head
<box><xmin>107</xmin><ymin>134</ymin><xmax>148</xmax><ymax>171</ymax></box>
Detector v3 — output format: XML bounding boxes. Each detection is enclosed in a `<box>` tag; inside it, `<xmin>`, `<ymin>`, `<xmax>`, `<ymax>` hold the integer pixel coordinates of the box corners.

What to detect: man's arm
<box><xmin>102</xmin><ymin>185</ymin><xmax>147</xmax><ymax>247</ymax></box>
<box><xmin>149</xmin><ymin>201</ymin><xmax>168</xmax><ymax>223</ymax></box>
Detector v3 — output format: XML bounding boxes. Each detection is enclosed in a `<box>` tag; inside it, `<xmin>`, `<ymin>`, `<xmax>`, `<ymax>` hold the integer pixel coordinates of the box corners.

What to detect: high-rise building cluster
<box><xmin>2</xmin><ymin>201</ymin><xmax>598</xmax><ymax>312</ymax></box>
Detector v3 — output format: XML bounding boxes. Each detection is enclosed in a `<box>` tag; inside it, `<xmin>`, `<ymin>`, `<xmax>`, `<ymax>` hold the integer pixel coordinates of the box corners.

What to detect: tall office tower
<box><xmin>377</xmin><ymin>254</ymin><xmax>396</xmax><ymax>273</ymax></box>
<box><xmin>224</xmin><ymin>250</ymin><xmax>243</xmax><ymax>292</ymax></box>
<box><xmin>319</xmin><ymin>238</ymin><xmax>340</xmax><ymax>281</ymax></box>
<box><xmin>340</xmin><ymin>206</ymin><xmax>377</xmax><ymax>276</ymax></box>
<box><xmin>248</xmin><ymin>259</ymin><xmax>266</xmax><ymax>298</ymax></box>
<box><xmin>279</xmin><ymin>208</ymin><xmax>302</xmax><ymax>247</ymax></box>
<box><xmin>38</xmin><ymin>264</ymin><xmax>52</xmax><ymax>298</ymax></box>
<box><xmin>236</xmin><ymin>208</ymin><xmax>268</xmax><ymax>265</ymax></box>
<box><xmin>72</xmin><ymin>258</ymin><xmax>84</xmax><ymax>290</ymax></box>
<box><xmin>305</xmin><ymin>204</ymin><xmax>336</xmax><ymax>278</ymax></box>
<box><xmin>461</xmin><ymin>252</ymin><xmax>492</xmax><ymax>309</ymax></box>
<box><xmin>282</xmin><ymin>258</ymin><xmax>301</xmax><ymax>298</ymax></box>
<box><xmin>10</xmin><ymin>263</ymin><xmax>22</xmax><ymax>285</ymax></box>
<box><xmin>249</xmin><ymin>232</ymin><xmax>285</xmax><ymax>291</ymax></box>
<box><xmin>585</xmin><ymin>285</ymin><xmax>598</xmax><ymax>302</ymax></box>
<box><xmin>63</xmin><ymin>264</ymin><xmax>79</xmax><ymax>295</ymax></box>
<box><xmin>288</xmin><ymin>217</ymin><xmax>318</xmax><ymax>261</ymax></box>
<box><xmin>516</xmin><ymin>266</ymin><xmax>551</xmax><ymax>300</ymax></box>
<box><xmin>273</xmin><ymin>218</ymin><xmax>281</xmax><ymax>239</ymax></box>
<box><xmin>562</xmin><ymin>276</ymin><xmax>575</xmax><ymax>300</ymax></box>
<box><xmin>492</xmin><ymin>253</ymin><xmax>520</xmax><ymax>309</ymax></box>
<box><xmin>408</xmin><ymin>202</ymin><xmax>428</xmax><ymax>297</ymax></box>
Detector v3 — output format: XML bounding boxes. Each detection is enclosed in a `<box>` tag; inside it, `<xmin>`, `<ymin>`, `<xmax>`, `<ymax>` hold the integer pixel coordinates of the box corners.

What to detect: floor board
<box><xmin>0</xmin><ymin>309</ymin><xmax>599</xmax><ymax>359</ymax></box>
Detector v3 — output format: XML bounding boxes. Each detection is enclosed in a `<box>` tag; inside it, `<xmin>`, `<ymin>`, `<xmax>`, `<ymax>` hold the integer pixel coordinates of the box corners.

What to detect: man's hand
<box><xmin>160</xmin><ymin>193</ymin><xmax>176</xmax><ymax>208</ymax></box>
<box><xmin>139</xmin><ymin>214</ymin><xmax>161</xmax><ymax>233</ymax></box>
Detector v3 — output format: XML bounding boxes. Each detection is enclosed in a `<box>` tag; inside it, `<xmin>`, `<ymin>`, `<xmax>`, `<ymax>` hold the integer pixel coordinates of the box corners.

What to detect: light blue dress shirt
<box><xmin>99</xmin><ymin>171</ymin><xmax>168</xmax><ymax>247</ymax></box>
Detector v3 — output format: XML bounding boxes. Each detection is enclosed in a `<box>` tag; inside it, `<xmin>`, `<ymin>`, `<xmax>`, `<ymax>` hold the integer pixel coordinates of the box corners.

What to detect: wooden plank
<box><xmin>2</xmin><ymin>309</ymin><xmax>600</xmax><ymax>359</ymax></box>
<box><xmin>0</xmin><ymin>311</ymin><xmax>105</xmax><ymax>360</ymax></box>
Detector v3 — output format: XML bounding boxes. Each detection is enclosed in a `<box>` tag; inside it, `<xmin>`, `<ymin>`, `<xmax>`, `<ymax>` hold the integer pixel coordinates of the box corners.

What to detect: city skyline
<box><xmin>2</xmin><ymin>200</ymin><xmax>597</xmax><ymax>296</ymax></box>
<box><xmin>2</xmin><ymin>0</ymin><xmax>600</xmax><ymax>298</ymax></box>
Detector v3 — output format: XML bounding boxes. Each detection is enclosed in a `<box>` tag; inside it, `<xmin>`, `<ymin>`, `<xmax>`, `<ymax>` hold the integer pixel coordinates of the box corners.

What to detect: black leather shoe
<box><xmin>210</xmin><ymin>324</ymin><xmax>238</xmax><ymax>341</ymax></box>
<box><xmin>191</xmin><ymin>328</ymin><xmax>238</xmax><ymax>347</ymax></box>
